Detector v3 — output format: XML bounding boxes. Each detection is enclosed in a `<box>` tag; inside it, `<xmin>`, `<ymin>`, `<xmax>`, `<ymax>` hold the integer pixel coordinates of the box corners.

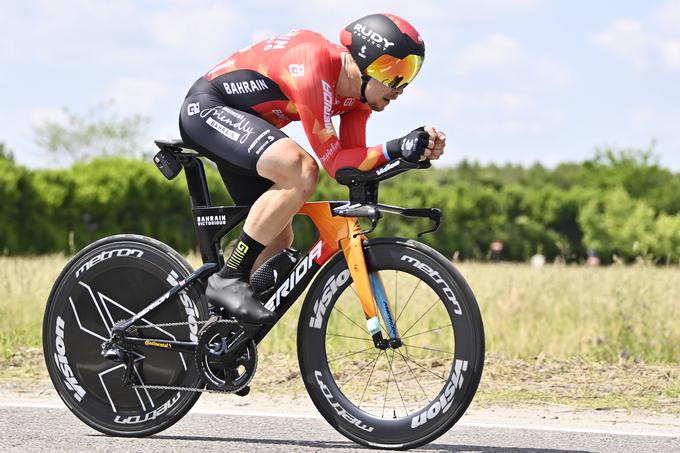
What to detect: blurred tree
<box><xmin>32</xmin><ymin>102</ymin><xmax>150</xmax><ymax>164</ymax></box>
<box><xmin>0</xmin><ymin>142</ymin><xmax>14</xmax><ymax>163</ymax></box>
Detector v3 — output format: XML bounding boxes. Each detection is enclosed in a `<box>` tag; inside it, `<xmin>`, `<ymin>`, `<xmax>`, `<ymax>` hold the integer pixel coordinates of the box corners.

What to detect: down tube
<box><xmin>253</xmin><ymin>241</ymin><xmax>339</xmax><ymax>344</ymax></box>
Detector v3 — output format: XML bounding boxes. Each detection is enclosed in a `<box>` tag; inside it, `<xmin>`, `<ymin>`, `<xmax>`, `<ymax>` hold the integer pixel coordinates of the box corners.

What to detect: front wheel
<box><xmin>42</xmin><ymin>234</ymin><xmax>210</xmax><ymax>436</ymax></box>
<box><xmin>298</xmin><ymin>238</ymin><xmax>484</xmax><ymax>450</ymax></box>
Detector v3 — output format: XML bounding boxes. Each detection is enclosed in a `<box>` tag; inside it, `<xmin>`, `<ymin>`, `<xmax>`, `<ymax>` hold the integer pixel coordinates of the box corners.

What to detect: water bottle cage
<box><xmin>250</xmin><ymin>249</ymin><xmax>301</xmax><ymax>296</ymax></box>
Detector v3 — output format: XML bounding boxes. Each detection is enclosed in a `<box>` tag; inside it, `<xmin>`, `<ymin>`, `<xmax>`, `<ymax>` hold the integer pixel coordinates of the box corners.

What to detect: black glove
<box><xmin>385</xmin><ymin>127</ymin><xmax>431</xmax><ymax>163</ymax></box>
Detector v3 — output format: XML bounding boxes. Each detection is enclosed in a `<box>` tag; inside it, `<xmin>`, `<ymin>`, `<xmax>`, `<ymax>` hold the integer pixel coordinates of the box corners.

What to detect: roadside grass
<box><xmin>0</xmin><ymin>255</ymin><xmax>65</xmax><ymax>360</ymax></box>
<box><xmin>1</xmin><ymin>254</ymin><xmax>679</xmax><ymax>412</ymax></box>
<box><xmin>258</xmin><ymin>260</ymin><xmax>680</xmax><ymax>364</ymax></box>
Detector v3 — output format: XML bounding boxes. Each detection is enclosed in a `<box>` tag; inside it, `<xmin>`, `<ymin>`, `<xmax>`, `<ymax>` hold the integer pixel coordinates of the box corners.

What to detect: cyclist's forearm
<box><xmin>324</xmin><ymin>144</ymin><xmax>388</xmax><ymax>178</ymax></box>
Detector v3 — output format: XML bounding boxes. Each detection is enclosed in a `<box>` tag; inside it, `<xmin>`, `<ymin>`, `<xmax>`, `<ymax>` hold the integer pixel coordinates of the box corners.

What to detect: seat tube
<box><xmin>181</xmin><ymin>156</ymin><xmax>222</xmax><ymax>264</ymax></box>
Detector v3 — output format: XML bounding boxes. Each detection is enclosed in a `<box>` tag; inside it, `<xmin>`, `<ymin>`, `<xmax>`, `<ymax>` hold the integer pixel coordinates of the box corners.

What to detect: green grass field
<box><xmin>2</xmin><ymin>255</ymin><xmax>679</xmax><ymax>364</ymax></box>
<box><xmin>2</xmin><ymin>254</ymin><xmax>679</xmax><ymax>412</ymax></box>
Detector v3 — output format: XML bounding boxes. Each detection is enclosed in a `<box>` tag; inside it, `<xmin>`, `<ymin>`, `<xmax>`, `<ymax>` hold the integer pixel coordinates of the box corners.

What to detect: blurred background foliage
<box><xmin>3</xmin><ymin>137</ymin><xmax>680</xmax><ymax>263</ymax></box>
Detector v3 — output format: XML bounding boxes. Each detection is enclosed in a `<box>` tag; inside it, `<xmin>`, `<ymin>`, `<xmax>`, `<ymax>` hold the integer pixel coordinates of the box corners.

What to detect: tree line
<box><xmin>2</xmin><ymin>143</ymin><xmax>680</xmax><ymax>263</ymax></box>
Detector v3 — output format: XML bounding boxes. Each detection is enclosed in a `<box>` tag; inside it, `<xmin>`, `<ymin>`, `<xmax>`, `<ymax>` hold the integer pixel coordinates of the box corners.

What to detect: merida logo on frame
<box><xmin>264</xmin><ymin>241</ymin><xmax>322</xmax><ymax>311</ymax></box>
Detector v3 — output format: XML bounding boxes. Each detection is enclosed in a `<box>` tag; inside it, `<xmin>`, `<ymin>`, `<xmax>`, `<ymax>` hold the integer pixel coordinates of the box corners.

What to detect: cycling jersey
<box><xmin>181</xmin><ymin>29</ymin><xmax>389</xmax><ymax>180</ymax></box>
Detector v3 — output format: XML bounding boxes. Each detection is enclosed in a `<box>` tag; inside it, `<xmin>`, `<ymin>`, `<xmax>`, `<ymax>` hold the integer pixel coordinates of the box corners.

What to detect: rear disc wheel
<box><xmin>43</xmin><ymin>235</ymin><xmax>209</xmax><ymax>436</ymax></box>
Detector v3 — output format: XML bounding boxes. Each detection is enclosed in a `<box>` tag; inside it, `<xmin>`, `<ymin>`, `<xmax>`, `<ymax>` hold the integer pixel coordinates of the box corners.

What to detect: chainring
<box><xmin>195</xmin><ymin>316</ymin><xmax>258</xmax><ymax>392</ymax></box>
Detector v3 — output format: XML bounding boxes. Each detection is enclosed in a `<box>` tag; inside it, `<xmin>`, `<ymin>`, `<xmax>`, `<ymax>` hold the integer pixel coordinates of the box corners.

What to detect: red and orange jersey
<box><xmin>202</xmin><ymin>29</ymin><xmax>388</xmax><ymax>178</ymax></box>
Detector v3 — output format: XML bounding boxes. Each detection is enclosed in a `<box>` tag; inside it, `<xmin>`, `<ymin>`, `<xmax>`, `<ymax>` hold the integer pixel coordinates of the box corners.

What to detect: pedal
<box><xmin>234</xmin><ymin>385</ymin><xmax>250</xmax><ymax>397</ymax></box>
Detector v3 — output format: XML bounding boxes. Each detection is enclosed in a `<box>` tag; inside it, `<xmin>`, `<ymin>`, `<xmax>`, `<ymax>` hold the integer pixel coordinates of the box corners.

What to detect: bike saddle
<box><xmin>154</xmin><ymin>138</ymin><xmax>185</xmax><ymax>150</ymax></box>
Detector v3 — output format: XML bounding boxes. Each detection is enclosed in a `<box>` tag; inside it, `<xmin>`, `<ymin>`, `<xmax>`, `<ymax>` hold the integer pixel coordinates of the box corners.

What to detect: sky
<box><xmin>1</xmin><ymin>0</ymin><xmax>679</xmax><ymax>170</ymax></box>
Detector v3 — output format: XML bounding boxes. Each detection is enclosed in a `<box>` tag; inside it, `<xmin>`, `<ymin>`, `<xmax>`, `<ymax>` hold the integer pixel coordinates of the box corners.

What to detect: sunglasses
<box><xmin>364</xmin><ymin>54</ymin><xmax>424</xmax><ymax>89</ymax></box>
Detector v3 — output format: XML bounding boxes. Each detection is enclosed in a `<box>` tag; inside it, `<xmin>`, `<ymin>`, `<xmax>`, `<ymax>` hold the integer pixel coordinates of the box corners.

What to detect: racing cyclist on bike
<box><xmin>178</xmin><ymin>13</ymin><xmax>446</xmax><ymax>324</ymax></box>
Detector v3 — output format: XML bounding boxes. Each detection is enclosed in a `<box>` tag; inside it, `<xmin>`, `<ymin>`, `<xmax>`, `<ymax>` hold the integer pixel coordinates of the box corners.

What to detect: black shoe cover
<box><xmin>206</xmin><ymin>275</ymin><xmax>276</xmax><ymax>324</ymax></box>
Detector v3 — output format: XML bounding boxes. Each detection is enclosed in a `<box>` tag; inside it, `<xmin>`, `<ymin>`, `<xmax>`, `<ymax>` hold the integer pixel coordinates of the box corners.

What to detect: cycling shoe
<box><xmin>206</xmin><ymin>275</ymin><xmax>276</xmax><ymax>324</ymax></box>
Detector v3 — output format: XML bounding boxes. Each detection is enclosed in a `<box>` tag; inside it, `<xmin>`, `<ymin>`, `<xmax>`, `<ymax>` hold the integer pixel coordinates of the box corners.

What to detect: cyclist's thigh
<box><xmin>216</xmin><ymin>163</ymin><xmax>273</xmax><ymax>205</ymax></box>
<box><xmin>256</xmin><ymin>138</ymin><xmax>319</xmax><ymax>187</ymax></box>
<box><xmin>179</xmin><ymin>94</ymin><xmax>287</xmax><ymax>172</ymax></box>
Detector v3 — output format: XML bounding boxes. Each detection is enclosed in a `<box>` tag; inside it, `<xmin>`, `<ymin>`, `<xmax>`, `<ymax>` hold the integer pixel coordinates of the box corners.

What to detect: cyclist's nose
<box><xmin>388</xmin><ymin>87</ymin><xmax>404</xmax><ymax>100</ymax></box>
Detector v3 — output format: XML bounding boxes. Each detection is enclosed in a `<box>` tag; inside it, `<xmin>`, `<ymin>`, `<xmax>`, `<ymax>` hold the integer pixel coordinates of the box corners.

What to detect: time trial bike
<box><xmin>42</xmin><ymin>138</ymin><xmax>485</xmax><ymax>450</ymax></box>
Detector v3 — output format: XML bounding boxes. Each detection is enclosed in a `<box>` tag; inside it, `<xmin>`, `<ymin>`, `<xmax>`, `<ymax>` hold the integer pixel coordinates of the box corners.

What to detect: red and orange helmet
<box><xmin>340</xmin><ymin>13</ymin><xmax>425</xmax><ymax>89</ymax></box>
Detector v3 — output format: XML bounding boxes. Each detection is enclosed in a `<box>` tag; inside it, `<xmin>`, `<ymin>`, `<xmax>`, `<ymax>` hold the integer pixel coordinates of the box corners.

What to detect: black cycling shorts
<box><xmin>179</xmin><ymin>91</ymin><xmax>288</xmax><ymax>205</ymax></box>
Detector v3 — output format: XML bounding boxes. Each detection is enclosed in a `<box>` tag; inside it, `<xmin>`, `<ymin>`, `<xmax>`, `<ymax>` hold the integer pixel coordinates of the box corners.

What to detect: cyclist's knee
<box><xmin>257</xmin><ymin>139</ymin><xmax>318</xmax><ymax>192</ymax></box>
<box><xmin>276</xmin><ymin>149</ymin><xmax>318</xmax><ymax>199</ymax></box>
<box><xmin>299</xmin><ymin>157</ymin><xmax>320</xmax><ymax>198</ymax></box>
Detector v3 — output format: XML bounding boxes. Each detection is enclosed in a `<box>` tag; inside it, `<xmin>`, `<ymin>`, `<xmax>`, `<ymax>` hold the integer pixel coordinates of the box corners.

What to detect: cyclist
<box><xmin>179</xmin><ymin>13</ymin><xmax>446</xmax><ymax>324</ymax></box>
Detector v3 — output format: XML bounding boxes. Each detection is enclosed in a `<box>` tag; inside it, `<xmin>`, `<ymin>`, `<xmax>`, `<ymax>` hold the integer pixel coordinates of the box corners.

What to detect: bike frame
<box><xmin>115</xmin><ymin>150</ymin><xmax>393</xmax><ymax>353</ymax></box>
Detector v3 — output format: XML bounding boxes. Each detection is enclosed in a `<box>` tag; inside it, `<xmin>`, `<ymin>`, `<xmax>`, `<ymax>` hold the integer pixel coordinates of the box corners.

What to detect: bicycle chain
<box><xmin>128</xmin><ymin>317</ymin><xmax>240</xmax><ymax>394</ymax></box>
<box><xmin>130</xmin><ymin>384</ymin><xmax>229</xmax><ymax>394</ymax></box>
<box><xmin>132</xmin><ymin>318</ymin><xmax>238</xmax><ymax>330</ymax></box>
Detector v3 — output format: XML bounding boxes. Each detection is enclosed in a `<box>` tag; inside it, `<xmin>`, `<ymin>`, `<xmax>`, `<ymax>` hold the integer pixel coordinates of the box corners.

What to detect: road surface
<box><xmin>0</xmin><ymin>397</ymin><xmax>677</xmax><ymax>452</ymax></box>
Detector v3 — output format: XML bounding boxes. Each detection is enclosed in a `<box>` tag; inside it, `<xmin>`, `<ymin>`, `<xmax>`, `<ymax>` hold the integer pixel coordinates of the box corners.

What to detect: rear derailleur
<box><xmin>101</xmin><ymin>324</ymin><xmax>140</xmax><ymax>386</ymax></box>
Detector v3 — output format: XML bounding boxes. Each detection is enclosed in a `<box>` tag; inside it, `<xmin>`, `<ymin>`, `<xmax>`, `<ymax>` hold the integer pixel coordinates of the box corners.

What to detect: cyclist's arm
<box><xmin>294</xmin><ymin>50</ymin><xmax>389</xmax><ymax>179</ymax></box>
<box><xmin>331</xmin><ymin>106</ymin><xmax>392</xmax><ymax>173</ymax></box>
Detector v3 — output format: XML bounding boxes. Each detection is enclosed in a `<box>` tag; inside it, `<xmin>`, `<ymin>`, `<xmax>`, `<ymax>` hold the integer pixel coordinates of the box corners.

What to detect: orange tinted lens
<box><xmin>365</xmin><ymin>54</ymin><xmax>423</xmax><ymax>88</ymax></box>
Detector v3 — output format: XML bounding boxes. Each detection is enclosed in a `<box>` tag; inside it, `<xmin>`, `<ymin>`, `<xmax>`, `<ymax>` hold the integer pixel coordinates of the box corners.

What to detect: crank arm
<box><xmin>214</xmin><ymin>325</ymin><xmax>259</xmax><ymax>364</ymax></box>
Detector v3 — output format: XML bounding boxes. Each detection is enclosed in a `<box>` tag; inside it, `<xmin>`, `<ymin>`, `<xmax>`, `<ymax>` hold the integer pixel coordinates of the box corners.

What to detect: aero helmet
<box><xmin>340</xmin><ymin>13</ymin><xmax>425</xmax><ymax>89</ymax></box>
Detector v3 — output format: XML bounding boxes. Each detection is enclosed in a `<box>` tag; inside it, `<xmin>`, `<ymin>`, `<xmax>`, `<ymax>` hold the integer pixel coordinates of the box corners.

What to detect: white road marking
<box><xmin>455</xmin><ymin>421</ymin><xmax>680</xmax><ymax>438</ymax></box>
<box><xmin>0</xmin><ymin>401</ymin><xmax>678</xmax><ymax>438</ymax></box>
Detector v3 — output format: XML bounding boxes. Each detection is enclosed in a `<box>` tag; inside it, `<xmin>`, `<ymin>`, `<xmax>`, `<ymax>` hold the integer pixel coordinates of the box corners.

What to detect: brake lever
<box><xmin>333</xmin><ymin>204</ymin><xmax>382</xmax><ymax>237</ymax></box>
<box><xmin>417</xmin><ymin>208</ymin><xmax>442</xmax><ymax>237</ymax></box>
<box><xmin>356</xmin><ymin>214</ymin><xmax>380</xmax><ymax>237</ymax></box>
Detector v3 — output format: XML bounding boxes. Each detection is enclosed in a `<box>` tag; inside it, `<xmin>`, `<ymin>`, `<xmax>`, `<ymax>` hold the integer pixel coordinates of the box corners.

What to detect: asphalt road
<box><xmin>0</xmin><ymin>403</ymin><xmax>678</xmax><ymax>453</ymax></box>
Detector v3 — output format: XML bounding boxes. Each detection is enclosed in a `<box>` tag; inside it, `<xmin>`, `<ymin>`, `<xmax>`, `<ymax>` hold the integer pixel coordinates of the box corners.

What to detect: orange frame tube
<box><xmin>298</xmin><ymin>202</ymin><xmax>378</xmax><ymax>320</ymax></box>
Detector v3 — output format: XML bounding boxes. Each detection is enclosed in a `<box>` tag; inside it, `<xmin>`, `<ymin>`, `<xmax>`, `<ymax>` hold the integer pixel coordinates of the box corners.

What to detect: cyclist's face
<box><xmin>365</xmin><ymin>78</ymin><xmax>404</xmax><ymax>112</ymax></box>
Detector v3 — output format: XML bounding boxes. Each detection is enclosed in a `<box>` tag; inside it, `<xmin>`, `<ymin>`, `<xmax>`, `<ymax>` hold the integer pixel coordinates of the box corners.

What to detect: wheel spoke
<box><xmin>327</xmin><ymin>346</ymin><xmax>377</xmax><ymax>364</ymax></box>
<box><xmin>386</xmin><ymin>350</ymin><xmax>409</xmax><ymax>416</ymax></box>
<box><xmin>401</xmin><ymin>324</ymin><xmax>453</xmax><ymax>341</ymax></box>
<box><xmin>395</xmin><ymin>278</ymin><xmax>422</xmax><ymax>323</ymax></box>
<box><xmin>332</xmin><ymin>304</ymin><xmax>369</xmax><ymax>336</ymax></box>
<box><xmin>358</xmin><ymin>350</ymin><xmax>383</xmax><ymax>409</ymax></box>
<box><xmin>396</xmin><ymin>350</ymin><xmax>448</xmax><ymax>383</ymax></box>
<box><xmin>338</xmin><ymin>350</ymin><xmax>382</xmax><ymax>390</ymax></box>
<box><xmin>400</xmin><ymin>297</ymin><xmax>440</xmax><ymax>337</ymax></box>
<box><xmin>397</xmin><ymin>349</ymin><xmax>431</xmax><ymax>404</ymax></box>
<box><xmin>401</xmin><ymin>343</ymin><xmax>454</xmax><ymax>356</ymax></box>
<box><xmin>326</xmin><ymin>332</ymin><xmax>373</xmax><ymax>342</ymax></box>
<box><xmin>382</xmin><ymin>352</ymin><xmax>392</xmax><ymax>418</ymax></box>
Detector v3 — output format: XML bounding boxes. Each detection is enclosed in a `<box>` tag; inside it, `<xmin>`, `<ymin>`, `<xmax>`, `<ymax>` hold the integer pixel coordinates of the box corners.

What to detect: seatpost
<box><xmin>179</xmin><ymin>156</ymin><xmax>212</xmax><ymax>208</ymax></box>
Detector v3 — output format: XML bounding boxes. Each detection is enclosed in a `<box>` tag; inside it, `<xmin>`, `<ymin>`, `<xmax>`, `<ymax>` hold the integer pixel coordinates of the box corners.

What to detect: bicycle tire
<box><xmin>43</xmin><ymin>234</ymin><xmax>209</xmax><ymax>436</ymax></box>
<box><xmin>297</xmin><ymin>237</ymin><xmax>484</xmax><ymax>450</ymax></box>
